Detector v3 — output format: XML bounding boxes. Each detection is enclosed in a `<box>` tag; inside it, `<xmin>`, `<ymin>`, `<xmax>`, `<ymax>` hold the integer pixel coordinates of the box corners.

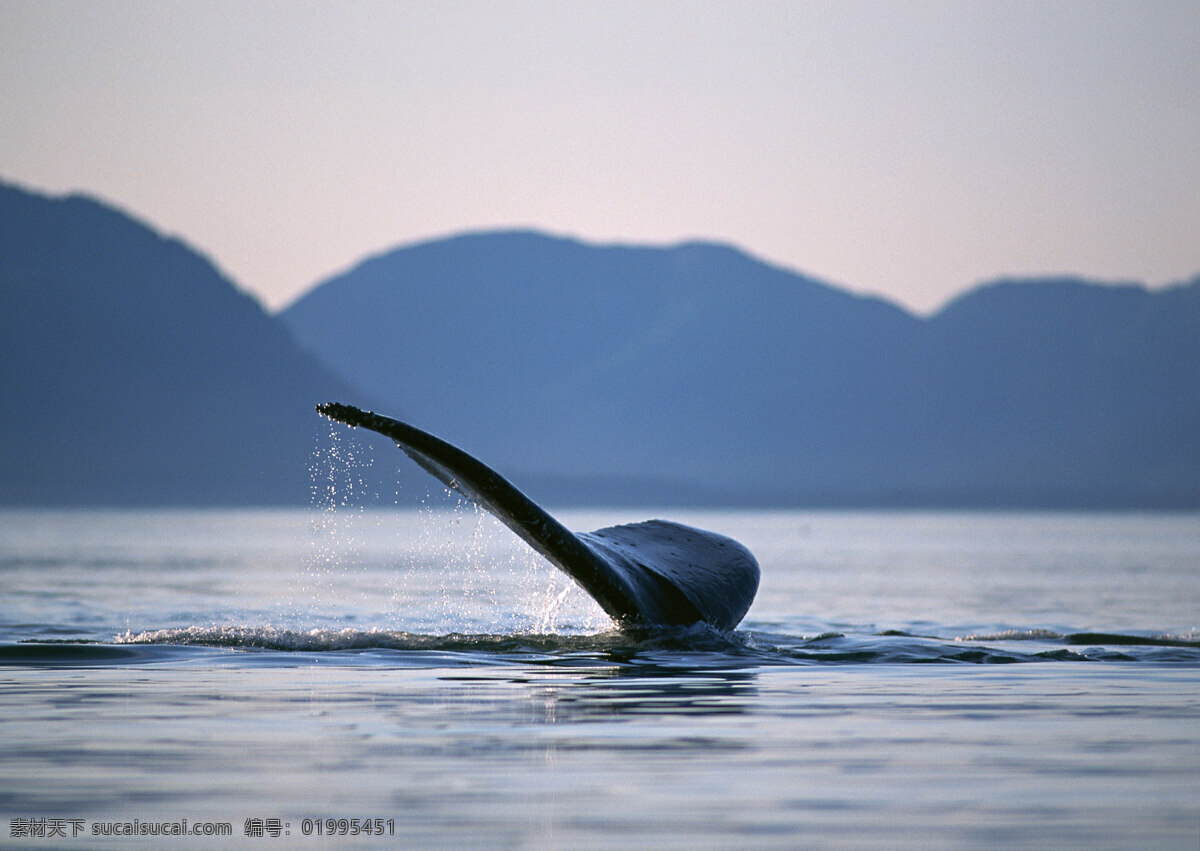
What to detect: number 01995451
<box><xmin>300</xmin><ymin>819</ymin><xmax>394</xmax><ymax>837</ymax></box>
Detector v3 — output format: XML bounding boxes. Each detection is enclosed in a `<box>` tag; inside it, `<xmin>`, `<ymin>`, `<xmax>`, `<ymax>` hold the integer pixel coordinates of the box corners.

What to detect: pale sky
<box><xmin>3</xmin><ymin>0</ymin><xmax>1198</xmax><ymax>314</ymax></box>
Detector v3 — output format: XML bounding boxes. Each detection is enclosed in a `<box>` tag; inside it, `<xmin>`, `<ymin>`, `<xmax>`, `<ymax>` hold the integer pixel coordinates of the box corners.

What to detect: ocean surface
<box><xmin>2</xmin><ymin>503</ymin><xmax>1198</xmax><ymax>848</ymax></box>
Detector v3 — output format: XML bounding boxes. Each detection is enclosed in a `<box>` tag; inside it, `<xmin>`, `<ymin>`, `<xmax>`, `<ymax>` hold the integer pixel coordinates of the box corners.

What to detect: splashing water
<box><xmin>296</xmin><ymin>427</ymin><xmax>610</xmax><ymax>637</ymax></box>
<box><xmin>288</xmin><ymin>425</ymin><xmax>376</xmax><ymax>622</ymax></box>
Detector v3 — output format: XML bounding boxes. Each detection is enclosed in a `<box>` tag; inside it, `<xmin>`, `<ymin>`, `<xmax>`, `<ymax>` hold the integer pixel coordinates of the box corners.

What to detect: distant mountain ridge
<box><xmin>3</xmin><ymin>179</ymin><xmax>1196</xmax><ymax>507</ymax></box>
<box><xmin>0</xmin><ymin>180</ymin><xmax>374</xmax><ymax>504</ymax></box>
<box><xmin>282</xmin><ymin>231</ymin><xmax>1200</xmax><ymax>508</ymax></box>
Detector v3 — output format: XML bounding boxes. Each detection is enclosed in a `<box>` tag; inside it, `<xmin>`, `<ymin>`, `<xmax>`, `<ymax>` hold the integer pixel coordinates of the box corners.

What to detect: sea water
<box><xmin>1</xmin><ymin>506</ymin><xmax>1198</xmax><ymax>848</ymax></box>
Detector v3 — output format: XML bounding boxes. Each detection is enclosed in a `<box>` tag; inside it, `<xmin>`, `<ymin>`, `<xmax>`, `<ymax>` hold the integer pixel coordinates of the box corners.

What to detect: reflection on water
<box><xmin>454</xmin><ymin>668</ymin><xmax>759</xmax><ymax>724</ymax></box>
<box><xmin>2</xmin><ymin>659</ymin><xmax>1198</xmax><ymax>847</ymax></box>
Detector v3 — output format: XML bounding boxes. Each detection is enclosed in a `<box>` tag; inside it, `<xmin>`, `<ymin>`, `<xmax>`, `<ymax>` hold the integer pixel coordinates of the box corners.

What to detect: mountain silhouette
<box><xmin>0</xmin><ymin>180</ymin><xmax>374</xmax><ymax>505</ymax></box>
<box><xmin>4</xmin><ymin>178</ymin><xmax>1196</xmax><ymax>508</ymax></box>
<box><xmin>282</xmin><ymin>231</ymin><xmax>1200</xmax><ymax>508</ymax></box>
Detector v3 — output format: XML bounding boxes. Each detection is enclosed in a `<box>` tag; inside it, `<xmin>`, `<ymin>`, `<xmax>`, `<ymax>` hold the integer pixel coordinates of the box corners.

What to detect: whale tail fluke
<box><xmin>317</xmin><ymin>403</ymin><xmax>758</xmax><ymax>630</ymax></box>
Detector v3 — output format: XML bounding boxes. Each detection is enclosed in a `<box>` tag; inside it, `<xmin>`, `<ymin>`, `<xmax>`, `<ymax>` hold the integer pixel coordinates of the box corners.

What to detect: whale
<box><xmin>316</xmin><ymin>403</ymin><xmax>759</xmax><ymax>630</ymax></box>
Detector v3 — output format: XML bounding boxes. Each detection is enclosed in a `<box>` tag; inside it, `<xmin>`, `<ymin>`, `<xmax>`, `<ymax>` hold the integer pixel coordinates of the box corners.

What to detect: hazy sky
<box><xmin>3</xmin><ymin>1</ymin><xmax>1198</xmax><ymax>313</ymax></box>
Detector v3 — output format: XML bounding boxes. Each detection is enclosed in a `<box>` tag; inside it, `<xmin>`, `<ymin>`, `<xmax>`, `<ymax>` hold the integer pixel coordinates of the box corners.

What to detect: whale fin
<box><xmin>316</xmin><ymin>403</ymin><xmax>759</xmax><ymax>630</ymax></box>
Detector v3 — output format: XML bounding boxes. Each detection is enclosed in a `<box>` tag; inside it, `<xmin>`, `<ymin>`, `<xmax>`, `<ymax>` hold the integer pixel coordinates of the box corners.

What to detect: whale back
<box><xmin>317</xmin><ymin>403</ymin><xmax>759</xmax><ymax>630</ymax></box>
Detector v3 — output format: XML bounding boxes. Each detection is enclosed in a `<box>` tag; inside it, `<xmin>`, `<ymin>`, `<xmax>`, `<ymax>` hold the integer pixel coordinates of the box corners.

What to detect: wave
<box><xmin>6</xmin><ymin>623</ymin><xmax>1197</xmax><ymax>669</ymax></box>
<box><xmin>957</xmin><ymin>629</ymin><xmax>1200</xmax><ymax>647</ymax></box>
<box><xmin>0</xmin><ymin>641</ymin><xmax>203</xmax><ymax>666</ymax></box>
<box><xmin>112</xmin><ymin>623</ymin><xmax>761</xmax><ymax>659</ymax></box>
